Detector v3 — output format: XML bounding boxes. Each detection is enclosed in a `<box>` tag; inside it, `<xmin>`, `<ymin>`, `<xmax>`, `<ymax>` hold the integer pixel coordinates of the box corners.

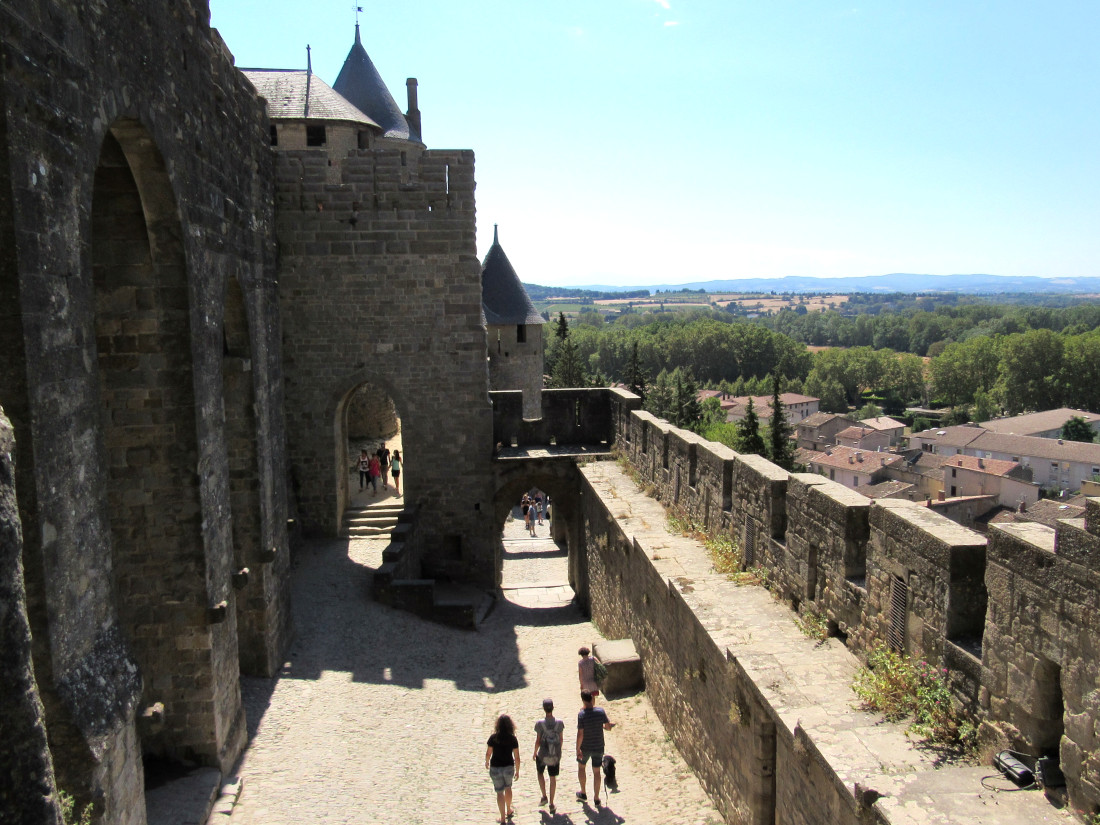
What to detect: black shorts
<box><xmin>537</xmin><ymin>759</ymin><xmax>560</xmax><ymax>777</ymax></box>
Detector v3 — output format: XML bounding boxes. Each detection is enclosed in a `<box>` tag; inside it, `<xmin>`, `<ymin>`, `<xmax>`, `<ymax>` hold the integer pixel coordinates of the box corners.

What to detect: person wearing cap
<box><xmin>576</xmin><ymin>690</ymin><xmax>615</xmax><ymax>808</ymax></box>
<box><xmin>533</xmin><ymin>698</ymin><xmax>565</xmax><ymax>813</ymax></box>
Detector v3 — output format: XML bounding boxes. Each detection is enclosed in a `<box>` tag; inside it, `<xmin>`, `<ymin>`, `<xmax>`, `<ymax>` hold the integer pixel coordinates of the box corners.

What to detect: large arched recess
<box><xmin>91</xmin><ymin>119</ymin><xmax>219</xmax><ymax>781</ymax></box>
<box><xmin>491</xmin><ymin>459</ymin><xmax>589</xmax><ymax>603</ymax></box>
<box><xmin>330</xmin><ymin>370</ymin><xmax>409</xmax><ymax>532</ymax></box>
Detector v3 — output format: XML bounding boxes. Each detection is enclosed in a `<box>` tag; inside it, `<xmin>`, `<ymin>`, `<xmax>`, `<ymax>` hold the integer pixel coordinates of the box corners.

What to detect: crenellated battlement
<box><xmin>601</xmin><ymin>390</ymin><xmax>1100</xmax><ymax>819</ymax></box>
<box><xmin>274</xmin><ymin>148</ymin><xmax>476</xmax><ymax>216</ymax></box>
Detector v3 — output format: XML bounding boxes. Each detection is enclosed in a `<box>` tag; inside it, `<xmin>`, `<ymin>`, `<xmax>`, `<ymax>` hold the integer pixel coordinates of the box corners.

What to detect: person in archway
<box><xmin>390</xmin><ymin>450</ymin><xmax>401</xmax><ymax>496</ymax></box>
<box><xmin>485</xmin><ymin>713</ymin><xmax>520</xmax><ymax>823</ymax></box>
<box><xmin>377</xmin><ymin>444</ymin><xmax>390</xmax><ymax>489</ymax></box>
<box><xmin>368</xmin><ymin>452</ymin><xmax>381</xmax><ymax>496</ymax></box>
<box><xmin>357</xmin><ymin>449</ymin><xmax>371</xmax><ymax>491</ymax></box>
<box><xmin>576</xmin><ymin>690</ymin><xmax>614</xmax><ymax>808</ymax></box>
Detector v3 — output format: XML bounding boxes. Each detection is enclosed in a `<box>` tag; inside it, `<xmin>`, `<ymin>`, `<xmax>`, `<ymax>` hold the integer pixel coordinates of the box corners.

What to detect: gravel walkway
<box><xmin>220</xmin><ymin>513</ymin><xmax>722</xmax><ymax>825</ymax></box>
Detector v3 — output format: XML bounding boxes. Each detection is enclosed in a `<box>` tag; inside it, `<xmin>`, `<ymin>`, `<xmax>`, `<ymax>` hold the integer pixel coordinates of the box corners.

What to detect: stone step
<box><xmin>343</xmin><ymin>504</ymin><xmax>405</xmax><ymax>537</ymax></box>
<box><xmin>346</xmin><ymin>513</ymin><xmax>401</xmax><ymax>527</ymax></box>
<box><xmin>345</xmin><ymin>504</ymin><xmax>404</xmax><ymax>516</ymax></box>
<box><xmin>347</xmin><ymin>524</ymin><xmax>399</xmax><ymax>536</ymax></box>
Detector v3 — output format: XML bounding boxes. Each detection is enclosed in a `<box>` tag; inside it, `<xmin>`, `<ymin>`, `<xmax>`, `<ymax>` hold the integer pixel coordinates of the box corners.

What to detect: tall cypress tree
<box><xmin>676</xmin><ymin>369</ymin><xmax>702</xmax><ymax>432</ymax></box>
<box><xmin>768</xmin><ymin>377</ymin><xmax>795</xmax><ymax>470</ymax></box>
<box><xmin>554</xmin><ymin>311</ymin><xmax>569</xmax><ymax>341</ymax></box>
<box><xmin>550</xmin><ymin>334</ymin><xmax>585</xmax><ymax>388</ymax></box>
<box><xmin>626</xmin><ymin>341</ymin><xmax>647</xmax><ymax>402</ymax></box>
<box><xmin>646</xmin><ymin>369</ymin><xmax>674</xmax><ymax>421</ymax></box>
<box><xmin>736</xmin><ymin>397</ymin><xmax>766</xmax><ymax>456</ymax></box>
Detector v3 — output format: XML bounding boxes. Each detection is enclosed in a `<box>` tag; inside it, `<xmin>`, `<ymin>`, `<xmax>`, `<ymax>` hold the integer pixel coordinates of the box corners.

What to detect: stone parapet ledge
<box><xmin>580</xmin><ymin>461</ymin><xmax>1066</xmax><ymax>825</ymax></box>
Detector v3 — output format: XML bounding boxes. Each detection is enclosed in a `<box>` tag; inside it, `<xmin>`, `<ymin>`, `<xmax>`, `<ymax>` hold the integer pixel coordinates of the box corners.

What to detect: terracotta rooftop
<box><xmin>799</xmin><ymin>411</ymin><xmax>852</xmax><ymax>429</ymax></box>
<box><xmin>979</xmin><ymin>408</ymin><xmax>1100</xmax><ymax>436</ymax></box>
<box><xmin>836</xmin><ymin>426</ymin><xmax>880</xmax><ymax>441</ymax></box>
<box><xmin>807</xmin><ymin>446</ymin><xmax>905</xmax><ymax>472</ymax></box>
<box><xmin>859</xmin><ymin>416</ymin><xmax>905</xmax><ymax>431</ymax></box>
<box><xmin>910</xmin><ymin>424</ymin><xmax>986</xmax><ymax>449</ymax></box>
<box><xmin>944</xmin><ymin>454</ymin><xmax>1023</xmax><ymax>477</ymax></box>
<box><xmin>855</xmin><ymin>480</ymin><xmax>915</xmax><ymax>499</ymax></box>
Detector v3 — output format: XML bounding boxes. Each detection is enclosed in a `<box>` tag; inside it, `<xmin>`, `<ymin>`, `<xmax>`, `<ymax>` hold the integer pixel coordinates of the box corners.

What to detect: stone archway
<box><xmin>332</xmin><ymin>374</ymin><xmax>407</xmax><ymax>534</ymax></box>
<box><xmin>491</xmin><ymin>459</ymin><xmax>589</xmax><ymax>604</ymax></box>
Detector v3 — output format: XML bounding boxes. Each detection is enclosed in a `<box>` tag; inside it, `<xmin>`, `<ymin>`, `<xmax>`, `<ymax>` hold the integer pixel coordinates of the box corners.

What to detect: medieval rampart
<box><xmin>574</xmin><ymin>392</ymin><xmax>1100</xmax><ymax>822</ymax></box>
<box><xmin>1</xmin><ymin>2</ymin><xmax>290</xmax><ymax>820</ymax></box>
<box><xmin>275</xmin><ymin>146</ymin><xmax>498</xmax><ymax>584</ymax></box>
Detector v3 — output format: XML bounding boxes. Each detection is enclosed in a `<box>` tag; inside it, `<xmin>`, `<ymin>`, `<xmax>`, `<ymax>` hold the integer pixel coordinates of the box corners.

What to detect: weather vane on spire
<box><xmin>355</xmin><ymin>4</ymin><xmax>363</xmax><ymax>25</ymax></box>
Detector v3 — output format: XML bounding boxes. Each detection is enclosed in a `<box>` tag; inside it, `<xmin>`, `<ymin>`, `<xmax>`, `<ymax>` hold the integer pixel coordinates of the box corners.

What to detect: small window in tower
<box><xmin>516</xmin><ymin>325</ymin><xmax>526</xmax><ymax>343</ymax></box>
<box><xmin>306</xmin><ymin>124</ymin><xmax>326</xmax><ymax>146</ymax></box>
<box><xmin>269</xmin><ymin>124</ymin><xmax>278</xmax><ymax>146</ymax></box>
<box><xmin>401</xmin><ymin>151</ymin><xmax>407</xmax><ymax>167</ymax></box>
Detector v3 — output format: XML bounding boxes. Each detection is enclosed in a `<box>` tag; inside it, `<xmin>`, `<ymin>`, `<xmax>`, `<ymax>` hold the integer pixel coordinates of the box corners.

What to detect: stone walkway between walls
<box><xmin>215</xmin><ymin>512</ymin><xmax>723</xmax><ymax>825</ymax></box>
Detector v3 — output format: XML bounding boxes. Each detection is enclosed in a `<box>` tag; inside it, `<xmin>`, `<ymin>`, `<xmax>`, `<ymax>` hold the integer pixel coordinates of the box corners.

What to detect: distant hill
<box><xmin>563</xmin><ymin>274</ymin><xmax>1100</xmax><ymax>295</ymax></box>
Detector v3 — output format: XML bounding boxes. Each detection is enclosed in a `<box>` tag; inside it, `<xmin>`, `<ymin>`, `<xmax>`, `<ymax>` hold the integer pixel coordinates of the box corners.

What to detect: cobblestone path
<box><xmin>223</xmin><ymin>512</ymin><xmax>722</xmax><ymax>825</ymax></box>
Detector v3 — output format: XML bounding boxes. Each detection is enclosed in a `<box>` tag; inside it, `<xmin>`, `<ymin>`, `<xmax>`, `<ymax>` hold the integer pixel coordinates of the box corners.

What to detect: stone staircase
<box><xmin>344</xmin><ymin>502</ymin><xmax>403</xmax><ymax>537</ymax></box>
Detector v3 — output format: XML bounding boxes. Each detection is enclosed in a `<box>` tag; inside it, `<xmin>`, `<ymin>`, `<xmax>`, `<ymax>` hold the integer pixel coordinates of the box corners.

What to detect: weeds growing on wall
<box><xmin>60</xmin><ymin>790</ymin><xmax>93</xmax><ymax>825</ymax></box>
<box><xmin>852</xmin><ymin>643</ymin><xmax>978</xmax><ymax>756</ymax></box>
<box><xmin>795</xmin><ymin>610</ymin><xmax>829</xmax><ymax>641</ymax></box>
<box><xmin>614</xmin><ymin>450</ymin><xmax>656</xmax><ymax>497</ymax></box>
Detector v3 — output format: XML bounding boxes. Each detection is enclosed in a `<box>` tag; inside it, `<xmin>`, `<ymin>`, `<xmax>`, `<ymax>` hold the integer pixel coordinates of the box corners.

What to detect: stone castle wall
<box><xmin>275</xmin><ymin>147</ymin><xmax>498</xmax><ymax>584</ymax></box>
<box><xmin>1</xmin><ymin>1</ymin><xmax>290</xmax><ymax>819</ymax></box>
<box><xmin>590</xmin><ymin>391</ymin><xmax>1100</xmax><ymax>820</ymax></box>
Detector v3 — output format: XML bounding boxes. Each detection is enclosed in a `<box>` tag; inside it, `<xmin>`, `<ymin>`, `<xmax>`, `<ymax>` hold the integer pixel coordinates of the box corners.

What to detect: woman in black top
<box><xmin>485</xmin><ymin>714</ymin><xmax>520</xmax><ymax>823</ymax></box>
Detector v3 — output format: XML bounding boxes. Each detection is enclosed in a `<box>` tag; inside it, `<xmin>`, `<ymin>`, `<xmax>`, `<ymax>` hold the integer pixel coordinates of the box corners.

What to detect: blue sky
<box><xmin>210</xmin><ymin>1</ymin><xmax>1100</xmax><ymax>288</ymax></box>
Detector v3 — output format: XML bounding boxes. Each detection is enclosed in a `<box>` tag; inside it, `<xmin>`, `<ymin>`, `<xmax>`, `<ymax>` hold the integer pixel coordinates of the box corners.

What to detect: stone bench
<box><xmin>593</xmin><ymin>639</ymin><xmax>643</xmax><ymax>695</ymax></box>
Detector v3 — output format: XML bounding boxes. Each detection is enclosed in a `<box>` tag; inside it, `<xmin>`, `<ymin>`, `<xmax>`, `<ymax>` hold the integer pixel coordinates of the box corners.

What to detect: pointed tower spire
<box><xmin>334</xmin><ymin>24</ymin><xmax>419</xmax><ymax>143</ymax></box>
<box><xmin>494</xmin><ymin>224</ymin><xmax>499</xmax><ymax>245</ymax></box>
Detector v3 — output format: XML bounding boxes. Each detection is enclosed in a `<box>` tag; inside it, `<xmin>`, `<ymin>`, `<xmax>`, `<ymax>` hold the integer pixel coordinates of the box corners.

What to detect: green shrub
<box><xmin>853</xmin><ymin>643</ymin><xmax>977</xmax><ymax>754</ymax></box>
<box><xmin>795</xmin><ymin>610</ymin><xmax>828</xmax><ymax>641</ymax></box>
<box><xmin>60</xmin><ymin>790</ymin><xmax>93</xmax><ymax>825</ymax></box>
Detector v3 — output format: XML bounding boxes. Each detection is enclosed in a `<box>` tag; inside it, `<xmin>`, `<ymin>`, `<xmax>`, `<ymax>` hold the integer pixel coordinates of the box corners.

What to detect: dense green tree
<box><xmin>645</xmin><ymin>370</ymin><xmax>674</xmax><ymax>421</ymax></box>
<box><xmin>804</xmin><ymin>372</ymin><xmax>848</xmax><ymax>413</ymax></box>
<box><xmin>971</xmin><ymin>388</ymin><xmax>999</xmax><ymax>423</ymax></box>
<box><xmin>700</xmin><ymin>397</ymin><xmax>727</xmax><ymax>430</ymax></box>
<box><xmin>857</xmin><ymin>402</ymin><xmax>883</xmax><ymax>420</ymax></box>
<box><xmin>768</xmin><ymin>380</ymin><xmax>795</xmax><ymax>470</ymax></box>
<box><xmin>549</xmin><ymin>334</ymin><xmax>585</xmax><ymax>388</ymax></box>
<box><xmin>929</xmin><ymin>337</ymin><xmax>1001</xmax><ymax>406</ymax></box>
<box><xmin>1060</xmin><ymin>416</ymin><xmax>1095</xmax><ymax>444</ymax></box>
<box><xmin>998</xmin><ymin>329</ymin><xmax>1063</xmax><ymax>413</ymax></box>
<box><xmin>626</xmin><ymin>341</ymin><xmax>647</xmax><ymax>401</ymax></box>
<box><xmin>735</xmin><ymin>398</ymin><xmax>766</xmax><ymax>456</ymax></box>
<box><xmin>1060</xmin><ymin>333</ymin><xmax>1100</xmax><ymax>412</ymax></box>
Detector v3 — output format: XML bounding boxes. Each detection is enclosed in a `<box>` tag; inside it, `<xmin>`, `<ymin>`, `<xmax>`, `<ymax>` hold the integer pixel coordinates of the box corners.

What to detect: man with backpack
<box><xmin>533</xmin><ymin>698</ymin><xmax>565</xmax><ymax>813</ymax></box>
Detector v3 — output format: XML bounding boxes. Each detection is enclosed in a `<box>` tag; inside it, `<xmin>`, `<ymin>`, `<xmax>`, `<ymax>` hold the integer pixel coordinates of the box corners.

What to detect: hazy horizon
<box><xmin>211</xmin><ymin>1</ymin><xmax>1100</xmax><ymax>288</ymax></box>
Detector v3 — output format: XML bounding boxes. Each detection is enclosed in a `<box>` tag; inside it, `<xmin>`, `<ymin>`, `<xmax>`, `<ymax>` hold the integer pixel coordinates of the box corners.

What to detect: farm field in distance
<box><xmin>534</xmin><ymin>290</ymin><xmax>851</xmax><ymax>319</ymax></box>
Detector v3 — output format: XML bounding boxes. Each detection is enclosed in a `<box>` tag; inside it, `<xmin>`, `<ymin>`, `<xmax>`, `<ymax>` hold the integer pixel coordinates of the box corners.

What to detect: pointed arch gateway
<box><xmin>332</xmin><ymin>370</ymin><xmax>407</xmax><ymax>535</ymax></box>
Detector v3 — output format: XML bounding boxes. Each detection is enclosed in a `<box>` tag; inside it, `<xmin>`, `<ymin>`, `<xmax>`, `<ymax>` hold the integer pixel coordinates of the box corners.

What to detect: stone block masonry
<box><xmin>1</xmin><ymin>0</ymin><xmax>290</xmax><ymax>819</ymax></box>
<box><xmin>606</xmin><ymin>390</ymin><xmax>1099</xmax><ymax>820</ymax></box>
<box><xmin>579</xmin><ymin>460</ymin><xmax>1072</xmax><ymax>825</ymax></box>
<box><xmin>276</xmin><ymin>147</ymin><xmax>498</xmax><ymax>586</ymax></box>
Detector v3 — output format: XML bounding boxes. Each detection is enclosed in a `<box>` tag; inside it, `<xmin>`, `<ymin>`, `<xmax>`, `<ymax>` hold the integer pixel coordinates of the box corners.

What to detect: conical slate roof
<box><xmin>333</xmin><ymin>24</ymin><xmax>413</xmax><ymax>141</ymax></box>
<box><xmin>242</xmin><ymin>69</ymin><xmax>380</xmax><ymax>128</ymax></box>
<box><xmin>481</xmin><ymin>227</ymin><xmax>544</xmax><ymax>326</ymax></box>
